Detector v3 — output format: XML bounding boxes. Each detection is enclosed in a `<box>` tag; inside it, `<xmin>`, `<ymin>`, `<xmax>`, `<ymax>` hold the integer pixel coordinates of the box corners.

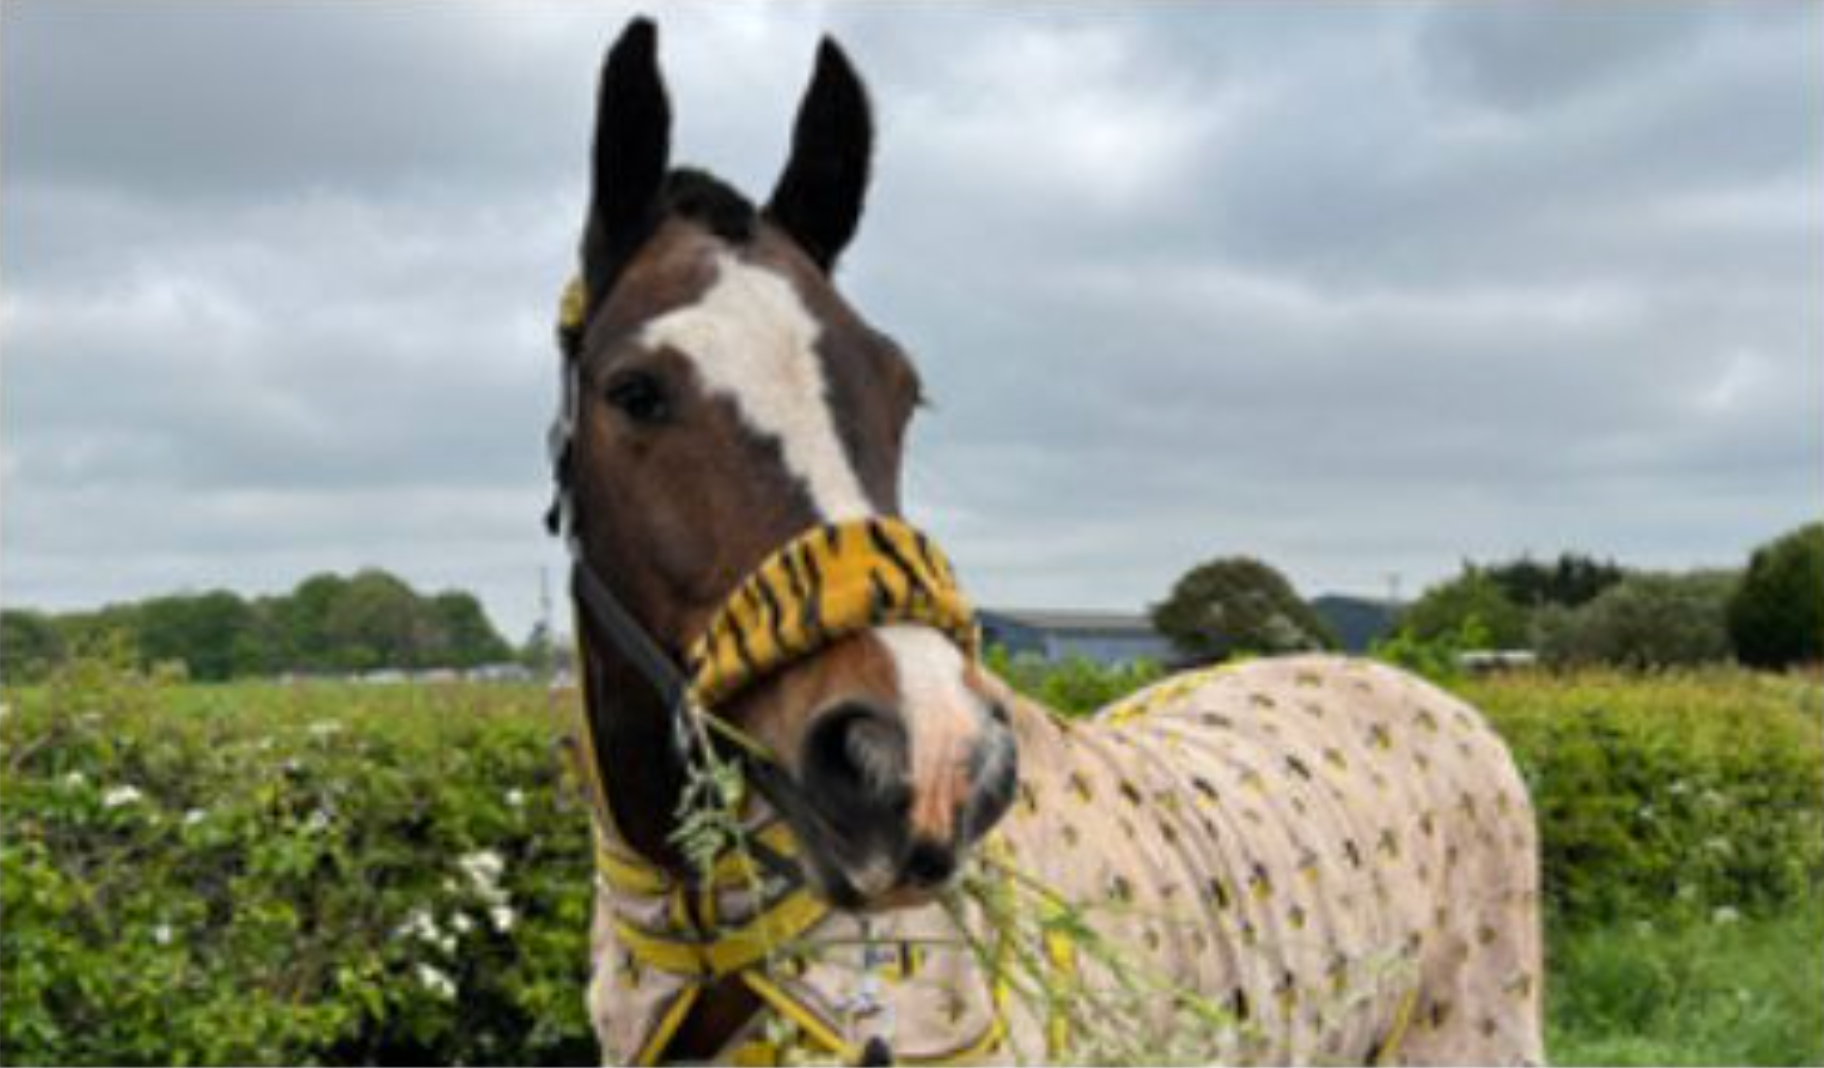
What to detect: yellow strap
<box><xmin>1375</xmin><ymin>985</ymin><xmax>1421</xmax><ymax>1066</ymax></box>
<box><xmin>559</xmin><ymin>276</ymin><xmax>589</xmax><ymax>332</ymax></box>
<box><xmin>630</xmin><ymin>894</ymin><xmax>1015</xmax><ymax>1065</ymax></box>
<box><xmin>616</xmin><ymin>889</ymin><xmax>830</xmax><ymax>979</ymax></box>
<box><xmin>568</xmin><ymin>610</ymin><xmax>642</xmax><ymax>855</ymax></box>
<box><xmin>707</xmin><ymin>821</ymin><xmax>800</xmax><ymax>887</ymax></box>
<box><xmin>741</xmin><ymin>971</ymin><xmax>860</xmax><ymax>1063</ymax></box>
<box><xmin>634</xmin><ymin>986</ymin><xmax>702</xmax><ymax>1067</ymax></box>
<box><xmin>597</xmin><ymin>838</ymin><xmax>671</xmax><ymax>896</ymax></box>
<box><xmin>597</xmin><ymin>820</ymin><xmax>801</xmax><ymax>897</ymax></box>
<box><xmin>728</xmin><ymin>1039</ymin><xmax>779</xmax><ymax>1066</ymax></box>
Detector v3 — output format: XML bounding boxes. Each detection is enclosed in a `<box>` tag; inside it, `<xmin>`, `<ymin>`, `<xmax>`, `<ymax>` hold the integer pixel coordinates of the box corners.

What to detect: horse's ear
<box><xmin>580</xmin><ymin>18</ymin><xmax>672</xmax><ymax>310</ymax></box>
<box><xmin>766</xmin><ymin>37</ymin><xmax>873</xmax><ymax>273</ymax></box>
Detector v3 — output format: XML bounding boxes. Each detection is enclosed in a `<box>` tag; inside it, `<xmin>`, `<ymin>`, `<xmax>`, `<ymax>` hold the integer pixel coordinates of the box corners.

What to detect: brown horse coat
<box><xmin>588</xmin><ymin>654</ymin><xmax>1543</xmax><ymax>1065</ymax></box>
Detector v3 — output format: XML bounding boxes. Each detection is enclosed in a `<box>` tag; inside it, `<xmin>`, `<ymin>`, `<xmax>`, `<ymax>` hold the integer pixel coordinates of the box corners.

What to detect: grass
<box><xmin>1449</xmin><ymin>668</ymin><xmax>1824</xmax><ymax>1066</ymax></box>
<box><xmin>1548</xmin><ymin>906</ymin><xmax>1824</xmax><ymax>1066</ymax></box>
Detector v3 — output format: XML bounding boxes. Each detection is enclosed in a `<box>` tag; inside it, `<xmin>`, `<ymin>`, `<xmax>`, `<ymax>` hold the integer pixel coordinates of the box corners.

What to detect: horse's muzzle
<box><xmin>797</xmin><ymin>699</ymin><xmax>1017</xmax><ymax>905</ymax></box>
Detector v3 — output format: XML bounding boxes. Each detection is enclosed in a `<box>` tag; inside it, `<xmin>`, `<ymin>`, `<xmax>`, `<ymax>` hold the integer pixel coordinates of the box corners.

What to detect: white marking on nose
<box><xmin>640</xmin><ymin>253</ymin><xmax>872</xmax><ymax>521</ymax></box>
<box><xmin>877</xmin><ymin>625</ymin><xmax>990</xmax><ymax>841</ymax></box>
<box><xmin>879</xmin><ymin>625</ymin><xmax>975</xmax><ymax>715</ymax></box>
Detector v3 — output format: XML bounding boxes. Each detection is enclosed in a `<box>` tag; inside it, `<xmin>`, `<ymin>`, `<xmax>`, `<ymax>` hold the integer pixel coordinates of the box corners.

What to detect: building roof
<box><xmin>979</xmin><ymin>607</ymin><xmax>1162</xmax><ymax>635</ymax></box>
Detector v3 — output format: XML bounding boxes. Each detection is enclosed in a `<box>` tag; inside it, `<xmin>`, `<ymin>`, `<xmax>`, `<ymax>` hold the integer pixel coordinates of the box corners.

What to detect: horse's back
<box><xmin>996</xmin><ymin>654</ymin><xmax>1543</xmax><ymax>1064</ymax></box>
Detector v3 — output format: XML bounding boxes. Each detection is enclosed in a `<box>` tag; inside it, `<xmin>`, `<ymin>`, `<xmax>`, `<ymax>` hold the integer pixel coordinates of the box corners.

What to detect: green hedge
<box><xmin>1</xmin><ymin>658</ymin><xmax>595</xmax><ymax>1066</ymax></box>
<box><xmin>3</xmin><ymin>657</ymin><xmax>1820</xmax><ymax>1064</ymax></box>
<box><xmin>1460</xmin><ymin>670</ymin><xmax>1824</xmax><ymax>929</ymax></box>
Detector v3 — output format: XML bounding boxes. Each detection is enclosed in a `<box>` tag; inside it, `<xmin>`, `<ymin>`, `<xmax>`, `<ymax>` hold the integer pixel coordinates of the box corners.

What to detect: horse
<box><xmin>545</xmin><ymin>19</ymin><xmax>1544</xmax><ymax>1066</ymax></box>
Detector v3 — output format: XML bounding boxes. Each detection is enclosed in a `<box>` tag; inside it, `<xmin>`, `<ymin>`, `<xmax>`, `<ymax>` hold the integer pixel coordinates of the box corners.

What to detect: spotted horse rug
<box><xmin>586</xmin><ymin>654</ymin><xmax>1544</xmax><ymax>1066</ymax></box>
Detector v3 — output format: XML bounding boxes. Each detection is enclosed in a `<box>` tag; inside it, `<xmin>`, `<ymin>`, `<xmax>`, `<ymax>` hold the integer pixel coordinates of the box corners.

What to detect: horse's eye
<box><xmin>604</xmin><ymin>371</ymin><xmax>672</xmax><ymax>425</ymax></box>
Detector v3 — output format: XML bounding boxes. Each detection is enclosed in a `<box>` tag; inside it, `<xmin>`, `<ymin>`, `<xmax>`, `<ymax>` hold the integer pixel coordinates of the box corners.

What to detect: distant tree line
<box><xmin>1</xmin><ymin>569</ymin><xmax>515</xmax><ymax>684</ymax></box>
<box><xmin>1151</xmin><ymin>523</ymin><xmax>1822</xmax><ymax>672</ymax></box>
<box><xmin>1379</xmin><ymin>523</ymin><xmax>1822</xmax><ymax>671</ymax></box>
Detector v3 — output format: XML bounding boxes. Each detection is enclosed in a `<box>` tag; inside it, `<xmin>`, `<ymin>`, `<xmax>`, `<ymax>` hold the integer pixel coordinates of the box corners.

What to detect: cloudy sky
<box><xmin>3</xmin><ymin>2</ymin><xmax>1819</xmax><ymax>640</ymax></box>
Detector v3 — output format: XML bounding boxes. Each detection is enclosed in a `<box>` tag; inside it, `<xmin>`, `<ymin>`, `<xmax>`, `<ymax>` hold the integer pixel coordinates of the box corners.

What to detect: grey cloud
<box><xmin>3</xmin><ymin>2</ymin><xmax>1818</xmax><ymax>640</ymax></box>
<box><xmin>1417</xmin><ymin>3</ymin><xmax>1716</xmax><ymax>114</ymax></box>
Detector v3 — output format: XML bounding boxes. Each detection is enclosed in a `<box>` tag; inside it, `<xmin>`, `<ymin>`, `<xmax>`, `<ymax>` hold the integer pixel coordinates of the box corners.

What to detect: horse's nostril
<box><xmin>803</xmin><ymin>701</ymin><xmax>907</xmax><ymax>801</ymax></box>
<box><xmin>903</xmin><ymin>839</ymin><xmax>957</xmax><ymax>887</ymax></box>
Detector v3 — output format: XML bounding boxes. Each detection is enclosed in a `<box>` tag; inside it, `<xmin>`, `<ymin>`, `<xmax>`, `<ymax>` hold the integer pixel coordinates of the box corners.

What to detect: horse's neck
<box><xmin>979</xmin><ymin>671</ymin><xmax>1074</xmax><ymax>748</ymax></box>
<box><xmin>583</xmin><ymin>642</ymin><xmax>691</xmax><ymax>868</ymax></box>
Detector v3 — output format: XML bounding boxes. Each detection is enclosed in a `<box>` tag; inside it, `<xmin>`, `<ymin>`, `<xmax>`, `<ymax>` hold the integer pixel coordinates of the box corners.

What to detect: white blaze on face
<box><xmin>877</xmin><ymin>624</ymin><xmax>995</xmax><ymax>842</ymax></box>
<box><xmin>640</xmin><ymin>253</ymin><xmax>873</xmax><ymax>521</ymax></box>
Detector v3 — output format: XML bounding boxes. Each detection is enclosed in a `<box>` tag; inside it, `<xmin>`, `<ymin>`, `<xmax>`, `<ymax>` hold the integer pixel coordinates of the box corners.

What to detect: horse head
<box><xmin>556</xmin><ymin>19</ymin><xmax>1016</xmax><ymax>910</ymax></box>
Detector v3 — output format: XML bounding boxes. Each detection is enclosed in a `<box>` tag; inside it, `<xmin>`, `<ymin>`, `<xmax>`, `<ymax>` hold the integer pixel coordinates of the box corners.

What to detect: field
<box><xmin>2</xmin><ymin>657</ymin><xmax>1820</xmax><ymax>1065</ymax></box>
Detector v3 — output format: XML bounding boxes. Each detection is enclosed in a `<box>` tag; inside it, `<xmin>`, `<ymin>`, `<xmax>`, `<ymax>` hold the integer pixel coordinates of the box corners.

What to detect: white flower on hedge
<box><xmin>303</xmin><ymin>809</ymin><xmax>332</xmax><ymax>834</ymax></box>
<box><xmin>489</xmin><ymin>905</ymin><xmax>517</xmax><ymax>933</ymax></box>
<box><xmin>458</xmin><ymin>850</ymin><xmax>512</xmax><ymax>910</ymax></box>
<box><xmin>459</xmin><ymin>850</ymin><xmax>505</xmax><ymax>885</ymax></box>
<box><xmin>306</xmin><ymin>720</ymin><xmax>343</xmax><ymax>738</ymax></box>
<box><xmin>152</xmin><ymin>923</ymin><xmax>173</xmax><ymax>946</ymax></box>
<box><xmin>1712</xmin><ymin>906</ymin><xmax>1741</xmax><ymax>925</ymax></box>
<box><xmin>396</xmin><ymin>908</ymin><xmax>456</xmax><ymax>955</ymax></box>
<box><xmin>415</xmin><ymin>963</ymin><xmax>457</xmax><ymax>1000</ymax></box>
<box><xmin>183</xmin><ymin>808</ymin><xmax>207</xmax><ymax>826</ymax></box>
<box><xmin>102</xmin><ymin>785</ymin><xmax>145</xmax><ymax>809</ymax></box>
<box><xmin>63</xmin><ymin>771</ymin><xmax>88</xmax><ymax>788</ymax></box>
<box><xmin>398</xmin><ymin>908</ymin><xmax>432</xmax><ymax>938</ymax></box>
<box><xmin>450</xmin><ymin>911</ymin><xmax>475</xmax><ymax>935</ymax></box>
<box><xmin>504</xmin><ymin>788</ymin><xmax>525</xmax><ymax>808</ymax></box>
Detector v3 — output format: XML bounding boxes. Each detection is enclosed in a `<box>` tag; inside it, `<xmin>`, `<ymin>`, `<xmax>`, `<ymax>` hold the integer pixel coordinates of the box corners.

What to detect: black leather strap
<box><xmin>571</xmin><ymin>561</ymin><xmax>693</xmax><ymax>718</ymax></box>
<box><xmin>570</xmin><ymin>556</ymin><xmax>818</xmax><ymax>889</ymax></box>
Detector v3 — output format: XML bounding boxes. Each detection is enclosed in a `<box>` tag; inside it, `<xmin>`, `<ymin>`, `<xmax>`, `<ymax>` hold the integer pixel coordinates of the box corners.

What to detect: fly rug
<box><xmin>582</xmin><ymin>589</ymin><xmax>1545</xmax><ymax>1065</ymax></box>
<box><xmin>547</xmin><ymin>19</ymin><xmax>1545</xmax><ymax>1067</ymax></box>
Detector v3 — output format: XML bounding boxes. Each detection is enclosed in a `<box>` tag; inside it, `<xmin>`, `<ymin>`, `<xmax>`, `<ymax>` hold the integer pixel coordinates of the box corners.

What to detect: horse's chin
<box><xmin>798</xmin><ymin>851</ymin><xmax>949</xmax><ymax>914</ymax></box>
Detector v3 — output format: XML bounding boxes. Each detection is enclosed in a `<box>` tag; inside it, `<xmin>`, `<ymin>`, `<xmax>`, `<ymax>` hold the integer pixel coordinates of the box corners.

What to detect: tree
<box><xmin>1151</xmin><ymin>557</ymin><xmax>1338</xmax><ymax>664</ymax></box>
<box><xmin>137</xmin><ymin>591</ymin><xmax>262</xmax><ymax>681</ymax></box>
<box><xmin>274</xmin><ymin>573</ymin><xmax>350</xmax><ymax>671</ymax></box>
<box><xmin>1729</xmin><ymin>524</ymin><xmax>1824</xmax><ymax>669</ymax></box>
<box><xmin>1537</xmin><ymin>571</ymin><xmax>1737</xmax><ymax>669</ymax></box>
<box><xmin>1</xmin><ymin>609</ymin><xmax>65</xmax><ymax>683</ymax></box>
<box><xmin>55</xmin><ymin>606</ymin><xmax>142</xmax><ymax>662</ymax></box>
<box><xmin>1485</xmin><ymin>553</ymin><xmax>1624</xmax><ymax>609</ymax></box>
<box><xmin>429</xmin><ymin>591</ymin><xmax>512</xmax><ymax>667</ymax></box>
<box><xmin>1396</xmin><ymin>568</ymin><xmax>1530</xmax><ymax>650</ymax></box>
<box><xmin>324</xmin><ymin>570</ymin><xmax>425</xmax><ymax>671</ymax></box>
